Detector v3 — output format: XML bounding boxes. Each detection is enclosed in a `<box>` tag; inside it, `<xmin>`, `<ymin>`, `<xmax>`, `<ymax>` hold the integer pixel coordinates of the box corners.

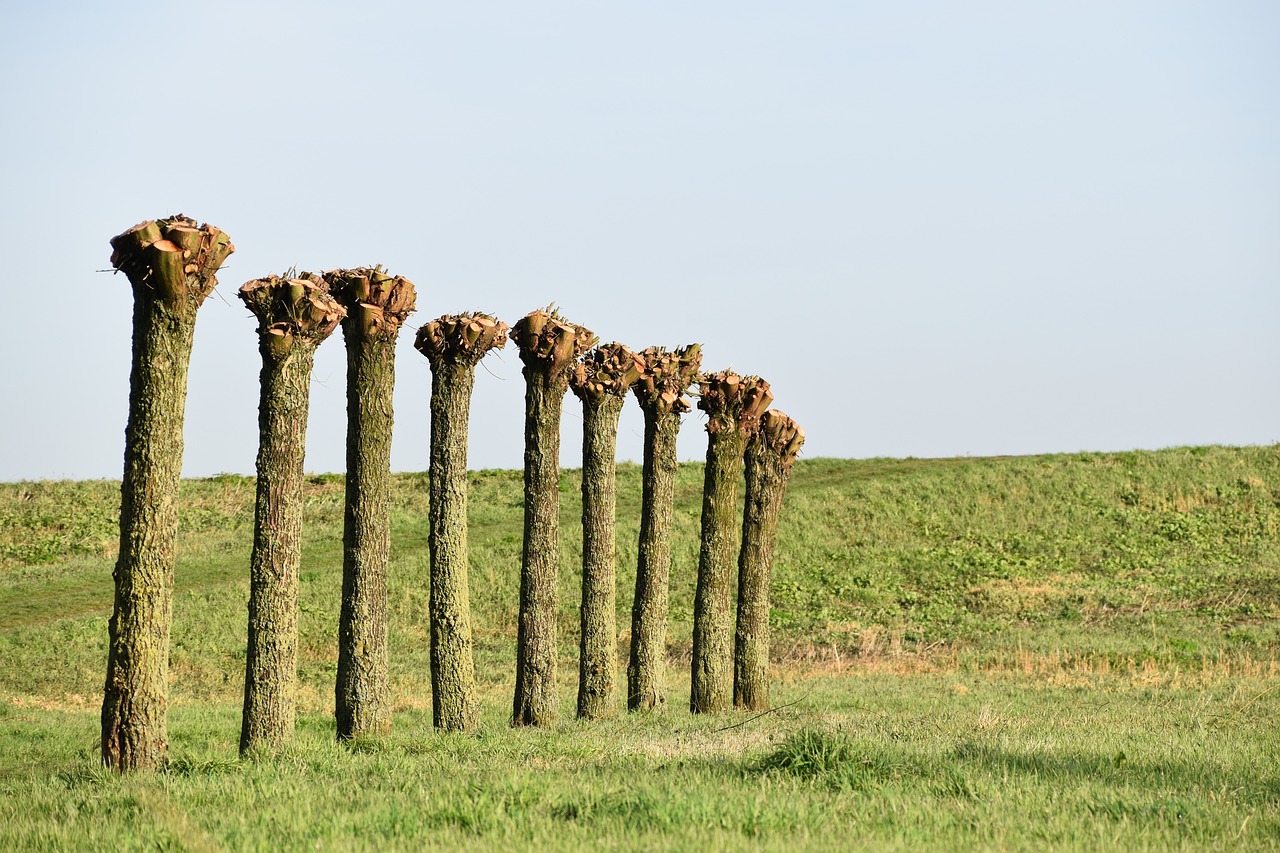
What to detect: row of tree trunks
<box><xmin>734</xmin><ymin>410</ymin><xmax>805</xmax><ymax>710</ymax></box>
<box><xmin>510</xmin><ymin>309</ymin><xmax>596</xmax><ymax>726</ymax></box>
<box><xmin>238</xmin><ymin>276</ymin><xmax>345</xmax><ymax>754</ymax></box>
<box><xmin>415</xmin><ymin>313</ymin><xmax>509</xmax><ymax>732</ymax></box>
<box><xmin>326</xmin><ymin>267</ymin><xmax>417</xmax><ymax>740</ymax></box>
<box><xmin>690</xmin><ymin>372</ymin><xmax>773</xmax><ymax>714</ymax></box>
<box><xmin>102</xmin><ymin>211</ymin><xmax>802</xmax><ymax>768</ymax></box>
<box><xmin>102</xmin><ymin>215</ymin><xmax>234</xmax><ymax>773</ymax></box>
<box><xmin>570</xmin><ymin>344</ymin><xmax>645</xmax><ymax>719</ymax></box>
<box><xmin>628</xmin><ymin>345</ymin><xmax>703</xmax><ymax>711</ymax></box>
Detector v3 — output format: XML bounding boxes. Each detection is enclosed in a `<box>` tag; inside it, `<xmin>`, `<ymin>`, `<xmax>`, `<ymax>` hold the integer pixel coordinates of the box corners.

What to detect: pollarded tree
<box><xmin>569</xmin><ymin>343</ymin><xmax>644</xmax><ymax>719</ymax></box>
<box><xmin>238</xmin><ymin>275</ymin><xmax>345</xmax><ymax>754</ymax></box>
<box><xmin>734</xmin><ymin>410</ymin><xmax>805</xmax><ymax>711</ymax></box>
<box><xmin>325</xmin><ymin>266</ymin><xmax>417</xmax><ymax>741</ymax></box>
<box><xmin>626</xmin><ymin>344</ymin><xmax>703</xmax><ymax>712</ymax></box>
<box><xmin>102</xmin><ymin>215</ymin><xmax>234</xmax><ymax>772</ymax></box>
<box><xmin>510</xmin><ymin>308</ymin><xmax>596</xmax><ymax>727</ymax></box>
<box><xmin>414</xmin><ymin>312</ymin><xmax>509</xmax><ymax>732</ymax></box>
<box><xmin>690</xmin><ymin>371</ymin><xmax>773</xmax><ymax>714</ymax></box>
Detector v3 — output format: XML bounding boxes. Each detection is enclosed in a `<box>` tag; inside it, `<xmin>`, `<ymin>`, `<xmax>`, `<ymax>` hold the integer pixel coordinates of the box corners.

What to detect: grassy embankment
<box><xmin>1</xmin><ymin>445</ymin><xmax>1277</xmax><ymax>850</ymax></box>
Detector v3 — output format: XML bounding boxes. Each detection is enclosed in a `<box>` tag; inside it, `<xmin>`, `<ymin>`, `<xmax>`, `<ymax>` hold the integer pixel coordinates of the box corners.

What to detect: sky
<box><xmin>1</xmin><ymin>1</ymin><xmax>1276</xmax><ymax>481</ymax></box>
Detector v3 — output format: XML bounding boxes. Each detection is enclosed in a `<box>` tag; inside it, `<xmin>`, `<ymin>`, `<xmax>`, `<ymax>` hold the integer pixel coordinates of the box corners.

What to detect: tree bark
<box><xmin>239</xmin><ymin>277</ymin><xmax>343</xmax><ymax>754</ymax></box>
<box><xmin>102</xmin><ymin>216</ymin><xmax>233</xmax><ymax>773</ymax></box>
<box><xmin>571</xmin><ymin>344</ymin><xmax>641</xmax><ymax>720</ymax></box>
<box><xmin>691</xmin><ymin>372</ymin><xmax>772</xmax><ymax>714</ymax></box>
<box><xmin>102</xmin><ymin>297</ymin><xmax>191</xmax><ymax>771</ymax></box>
<box><xmin>328</xmin><ymin>268</ymin><xmax>416</xmax><ymax>740</ymax></box>
<box><xmin>627</xmin><ymin>407</ymin><xmax>680</xmax><ymax>711</ymax></box>
<box><xmin>513</xmin><ymin>366</ymin><xmax>567</xmax><ymax>726</ymax></box>
<box><xmin>734</xmin><ymin>411</ymin><xmax>804</xmax><ymax>710</ymax></box>
<box><xmin>626</xmin><ymin>344</ymin><xmax>702</xmax><ymax>712</ymax></box>
<box><xmin>511</xmin><ymin>309</ymin><xmax>595</xmax><ymax>727</ymax></box>
<box><xmin>241</xmin><ymin>345</ymin><xmax>314</xmax><ymax>753</ymax></box>
<box><xmin>429</xmin><ymin>360</ymin><xmax>480</xmax><ymax>731</ymax></box>
<box><xmin>691</xmin><ymin>429</ymin><xmax>747</xmax><ymax>713</ymax></box>
<box><xmin>577</xmin><ymin>395</ymin><xmax>623</xmax><ymax>718</ymax></box>
<box><xmin>417</xmin><ymin>313</ymin><xmax>508</xmax><ymax>732</ymax></box>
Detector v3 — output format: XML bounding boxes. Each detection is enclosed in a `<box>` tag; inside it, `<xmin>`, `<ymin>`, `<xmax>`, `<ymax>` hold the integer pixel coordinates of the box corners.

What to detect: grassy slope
<box><xmin>0</xmin><ymin>445</ymin><xmax>1277</xmax><ymax>850</ymax></box>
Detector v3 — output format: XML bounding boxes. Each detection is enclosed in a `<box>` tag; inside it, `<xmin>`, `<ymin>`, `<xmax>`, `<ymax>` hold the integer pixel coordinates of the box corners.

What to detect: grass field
<box><xmin>1</xmin><ymin>445</ymin><xmax>1277</xmax><ymax>850</ymax></box>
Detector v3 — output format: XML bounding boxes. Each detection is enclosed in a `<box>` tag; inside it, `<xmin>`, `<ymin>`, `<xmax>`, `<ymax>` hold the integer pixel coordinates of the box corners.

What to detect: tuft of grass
<box><xmin>756</xmin><ymin>727</ymin><xmax>856</xmax><ymax>777</ymax></box>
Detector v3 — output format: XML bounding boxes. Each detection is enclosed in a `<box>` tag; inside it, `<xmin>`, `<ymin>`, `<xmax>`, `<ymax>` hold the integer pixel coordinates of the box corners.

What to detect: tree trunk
<box><xmin>241</xmin><ymin>344</ymin><xmax>315</xmax><ymax>753</ymax></box>
<box><xmin>102</xmin><ymin>216</ymin><xmax>233</xmax><ymax>773</ymax></box>
<box><xmin>511</xmin><ymin>308</ymin><xmax>595</xmax><ymax>727</ymax></box>
<box><xmin>429</xmin><ymin>360</ymin><xmax>480</xmax><ymax>731</ymax></box>
<box><xmin>570</xmin><ymin>343</ymin><xmax>641</xmax><ymax>720</ymax></box>
<box><xmin>334</xmin><ymin>332</ymin><xmax>394</xmax><ymax>738</ymax></box>
<box><xmin>625</xmin><ymin>343</ymin><xmax>701</xmax><ymax>712</ymax></box>
<box><xmin>102</xmin><ymin>297</ymin><xmax>193</xmax><ymax>771</ymax></box>
<box><xmin>690</xmin><ymin>429</ymin><xmax>747</xmax><ymax>713</ymax></box>
<box><xmin>513</xmin><ymin>366</ymin><xmax>567</xmax><ymax>726</ymax></box>
<box><xmin>239</xmin><ymin>277</ymin><xmax>343</xmax><ymax>754</ymax></box>
<box><xmin>734</xmin><ymin>411</ymin><xmax>804</xmax><ymax>710</ymax></box>
<box><xmin>627</xmin><ymin>408</ymin><xmax>680</xmax><ymax>711</ymax></box>
<box><xmin>329</xmin><ymin>268</ymin><xmax>416</xmax><ymax>740</ymax></box>
<box><xmin>577</xmin><ymin>393</ymin><xmax>624</xmax><ymax>719</ymax></box>
<box><xmin>691</xmin><ymin>371</ymin><xmax>772</xmax><ymax>714</ymax></box>
<box><xmin>416</xmin><ymin>313</ymin><xmax>507</xmax><ymax>733</ymax></box>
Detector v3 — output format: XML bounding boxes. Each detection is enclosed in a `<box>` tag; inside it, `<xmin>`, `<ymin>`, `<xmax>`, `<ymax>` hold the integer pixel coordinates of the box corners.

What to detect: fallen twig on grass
<box><xmin>710</xmin><ymin>692</ymin><xmax>811</xmax><ymax>734</ymax></box>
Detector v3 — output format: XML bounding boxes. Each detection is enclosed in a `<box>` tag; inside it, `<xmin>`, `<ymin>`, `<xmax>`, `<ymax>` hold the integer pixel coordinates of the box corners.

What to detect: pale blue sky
<box><xmin>1</xmin><ymin>1</ymin><xmax>1276</xmax><ymax>480</ymax></box>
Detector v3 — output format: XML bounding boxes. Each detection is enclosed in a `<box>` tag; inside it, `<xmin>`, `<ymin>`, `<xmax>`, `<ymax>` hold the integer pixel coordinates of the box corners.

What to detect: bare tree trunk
<box><xmin>239</xmin><ymin>276</ymin><xmax>344</xmax><ymax>754</ymax></box>
<box><xmin>511</xmin><ymin>309</ymin><xmax>595</xmax><ymax>727</ymax></box>
<box><xmin>416</xmin><ymin>313</ymin><xmax>509</xmax><ymax>732</ymax></box>
<box><xmin>327</xmin><ymin>268</ymin><xmax>417</xmax><ymax>740</ymax></box>
<box><xmin>626</xmin><ymin>345</ymin><xmax>702</xmax><ymax>711</ymax></box>
<box><xmin>572</xmin><ymin>345</ymin><xmax>643</xmax><ymax>719</ymax></box>
<box><xmin>734</xmin><ymin>411</ymin><xmax>804</xmax><ymax>711</ymax></box>
<box><xmin>102</xmin><ymin>216</ymin><xmax>233</xmax><ymax>773</ymax></box>
<box><xmin>690</xmin><ymin>372</ymin><xmax>772</xmax><ymax>714</ymax></box>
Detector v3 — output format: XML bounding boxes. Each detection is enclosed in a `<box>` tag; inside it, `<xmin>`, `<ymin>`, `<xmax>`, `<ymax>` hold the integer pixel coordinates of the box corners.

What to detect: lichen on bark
<box><xmin>102</xmin><ymin>214</ymin><xmax>234</xmax><ymax>773</ymax></box>
<box><xmin>570</xmin><ymin>343</ymin><xmax>644</xmax><ymax>719</ymax></box>
<box><xmin>325</xmin><ymin>266</ymin><xmax>417</xmax><ymax>741</ymax></box>
<box><xmin>626</xmin><ymin>344</ymin><xmax>702</xmax><ymax>712</ymax></box>
<box><xmin>415</xmin><ymin>312</ymin><xmax>509</xmax><ymax>732</ymax></box>
<box><xmin>690</xmin><ymin>371</ymin><xmax>772</xmax><ymax>714</ymax></box>
<box><xmin>239</xmin><ymin>275</ymin><xmax>344</xmax><ymax>754</ymax></box>
<box><xmin>510</xmin><ymin>308</ymin><xmax>596</xmax><ymax>727</ymax></box>
<box><xmin>734</xmin><ymin>410</ymin><xmax>804</xmax><ymax>711</ymax></box>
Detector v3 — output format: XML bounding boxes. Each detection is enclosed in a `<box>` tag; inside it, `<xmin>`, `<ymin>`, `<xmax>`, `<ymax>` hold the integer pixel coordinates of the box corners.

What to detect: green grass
<box><xmin>1</xmin><ymin>445</ymin><xmax>1278</xmax><ymax>850</ymax></box>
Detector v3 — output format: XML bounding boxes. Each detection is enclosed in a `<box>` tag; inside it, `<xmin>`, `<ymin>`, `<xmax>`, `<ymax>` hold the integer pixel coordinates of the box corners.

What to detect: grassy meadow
<box><xmin>1</xmin><ymin>445</ymin><xmax>1277</xmax><ymax>850</ymax></box>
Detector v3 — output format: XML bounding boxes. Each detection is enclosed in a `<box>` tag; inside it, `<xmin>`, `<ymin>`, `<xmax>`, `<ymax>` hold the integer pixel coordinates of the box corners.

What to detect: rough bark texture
<box><xmin>327</xmin><ymin>267</ymin><xmax>416</xmax><ymax>740</ymax></box>
<box><xmin>571</xmin><ymin>344</ymin><xmax>643</xmax><ymax>719</ymax></box>
<box><xmin>415</xmin><ymin>313</ymin><xmax>509</xmax><ymax>732</ymax></box>
<box><xmin>691</xmin><ymin>372</ymin><xmax>772</xmax><ymax>714</ymax></box>
<box><xmin>511</xmin><ymin>309</ymin><xmax>595</xmax><ymax>727</ymax></box>
<box><xmin>734</xmin><ymin>411</ymin><xmax>805</xmax><ymax>710</ymax></box>
<box><xmin>627</xmin><ymin>408</ymin><xmax>680</xmax><ymax>711</ymax></box>
<box><xmin>239</xmin><ymin>277</ymin><xmax>343</xmax><ymax>754</ymax></box>
<box><xmin>102</xmin><ymin>215</ymin><xmax>233</xmax><ymax>773</ymax></box>
<box><xmin>626</xmin><ymin>344</ymin><xmax>702</xmax><ymax>711</ymax></box>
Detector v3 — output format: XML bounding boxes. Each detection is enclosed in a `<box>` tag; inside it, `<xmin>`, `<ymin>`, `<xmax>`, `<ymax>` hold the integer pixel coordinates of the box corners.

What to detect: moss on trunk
<box><xmin>690</xmin><ymin>372</ymin><xmax>772</xmax><ymax>714</ymax></box>
<box><xmin>416</xmin><ymin>313</ymin><xmax>509</xmax><ymax>732</ymax></box>
<box><xmin>734</xmin><ymin>411</ymin><xmax>804</xmax><ymax>710</ymax></box>
<box><xmin>102</xmin><ymin>216</ymin><xmax>233</xmax><ymax>773</ymax></box>
<box><xmin>571</xmin><ymin>344</ymin><xmax>643</xmax><ymax>719</ymax></box>
<box><xmin>327</xmin><ymin>267</ymin><xmax>416</xmax><ymax>741</ymax></box>
<box><xmin>626</xmin><ymin>345</ymin><xmax>702</xmax><ymax>712</ymax></box>
<box><xmin>511</xmin><ymin>309</ymin><xmax>595</xmax><ymax>727</ymax></box>
<box><xmin>239</xmin><ymin>277</ymin><xmax>343</xmax><ymax>754</ymax></box>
